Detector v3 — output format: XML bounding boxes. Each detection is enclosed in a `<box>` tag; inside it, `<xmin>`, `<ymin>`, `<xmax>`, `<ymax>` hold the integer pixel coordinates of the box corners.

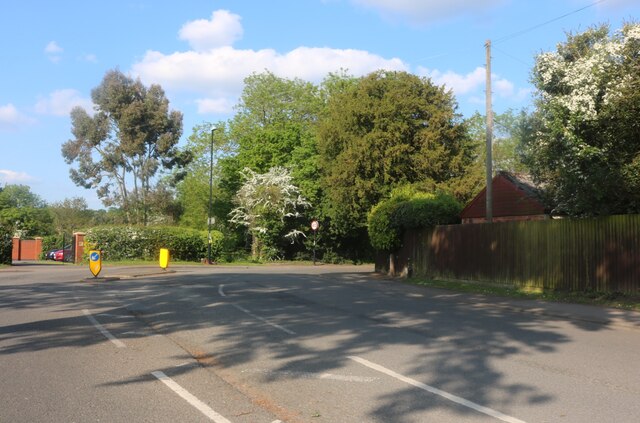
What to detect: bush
<box><xmin>368</xmin><ymin>191</ymin><xmax>461</xmax><ymax>252</ymax></box>
<box><xmin>0</xmin><ymin>225</ymin><xmax>12</xmax><ymax>265</ymax></box>
<box><xmin>84</xmin><ymin>226</ymin><xmax>223</xmax><ymax>262</ymax></box>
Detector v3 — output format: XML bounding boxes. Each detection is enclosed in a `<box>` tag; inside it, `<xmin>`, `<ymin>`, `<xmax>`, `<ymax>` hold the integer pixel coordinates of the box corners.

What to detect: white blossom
<box><xmin>534</xmin><ymin>23</ymin><xmax>639</xmax><ymax>121</ymax></box>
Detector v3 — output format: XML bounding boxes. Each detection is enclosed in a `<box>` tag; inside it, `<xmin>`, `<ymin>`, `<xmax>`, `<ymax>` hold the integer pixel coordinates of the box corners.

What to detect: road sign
<box><xmin>311</xmin><ymin>220</ymin><xmax>319</xmax><ymax>231</ymax></box>
<box><xmin>89</xmin><ymin>250</ymin><xmax>102</xmax><ymax>278</ymax></box>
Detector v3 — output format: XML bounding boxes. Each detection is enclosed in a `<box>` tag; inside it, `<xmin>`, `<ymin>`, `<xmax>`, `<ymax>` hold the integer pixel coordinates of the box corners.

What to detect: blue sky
<box><xmin>0</xmin><ymin>0</ymin><xmax>637</xmax><ymax>209</ymax></box>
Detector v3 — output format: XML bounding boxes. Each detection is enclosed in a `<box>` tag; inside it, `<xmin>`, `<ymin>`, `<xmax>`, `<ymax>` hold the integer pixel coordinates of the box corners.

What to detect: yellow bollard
<box><xmin>159</xmin><ymin>248</ymin><xmax>170</xmax><ymax>270</ymax></box>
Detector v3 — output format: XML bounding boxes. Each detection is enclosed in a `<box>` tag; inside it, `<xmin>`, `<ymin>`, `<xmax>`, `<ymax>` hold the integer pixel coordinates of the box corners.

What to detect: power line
<box><xmin>492</xmin><ymin>45</ymin><xmax>530</xmax><ymax>67</ymax></box>
<box><xmin>494</xmin><ymin>0</ymin><xmax>606</xmax><ymax>44</ymax></box>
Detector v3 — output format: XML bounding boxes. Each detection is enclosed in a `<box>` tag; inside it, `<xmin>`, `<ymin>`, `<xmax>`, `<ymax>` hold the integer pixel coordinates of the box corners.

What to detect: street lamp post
<box><xmin>207</xmin><ymin>127</ymin><xmax>217</xmax><ymax>264</ymax></box>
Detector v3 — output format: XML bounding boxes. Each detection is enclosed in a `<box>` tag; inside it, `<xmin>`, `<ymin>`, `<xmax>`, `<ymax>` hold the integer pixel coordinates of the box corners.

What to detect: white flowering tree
<box><xmin>229</xmin><ymin>166</ymin><xmax>310</xmax><ymax>260</ymax></box>
<box><xmin>526</xmin><ymin>23</ymin><xmax>640</xmax><ymax>216</ymax></box>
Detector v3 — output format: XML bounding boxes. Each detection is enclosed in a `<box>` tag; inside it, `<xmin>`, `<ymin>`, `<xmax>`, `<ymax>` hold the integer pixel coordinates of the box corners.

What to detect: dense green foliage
<box><xmin>222</xmin><ymin>71</ymin><xmax>323</xmax><ymax>204</ymax></box>
<box><xmin>0</xmin><ymin>185</ymin><xmax>53</xmax><ymax>237</ymax></box>
<box><xmin>368</xmin><ymin>188</ymin><xmax>461</xmax><ymax>251</ymax></box>
<box><xmin>84</xmin><ymin>226</ymin><xmax>222</xmax><ymax>262</ymax></box>
<box><xmin>526</xmin><ymin>23</ymin><xmax>640</xmax><ymax>216</ymax></box>
<box><xmin>48</xmin><ymin>197</ymin><xmax>93</xmax><ymax>235</ymax></box>
<box><xmin>62</xmin><ymin>69</ymin><xmax>188</xmax><ymax>225</ymax></box>
<box><xmin>0</xmin><ymin>224</ymin><xmax>12</xmax><ymax>265</ymax></box>
<box><xmin>318</xmin><ymin>70</ymin><xmax>478</xmax><ymax>255</ymax></box>
<box><xmin>176</xmin><ymin>123</ymin><xmax>230</xmax><ymax>231</ymax></box>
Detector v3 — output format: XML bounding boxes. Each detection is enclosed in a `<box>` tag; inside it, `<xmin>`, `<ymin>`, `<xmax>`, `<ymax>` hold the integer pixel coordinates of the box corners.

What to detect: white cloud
<box><xmin>179</xmin><ymin>9</ymin><xmax>243</xmax><ymax>51</ymax></box>
<box><xmin>494</xmin><ymin>77</ymin><xmax>513</xmax><ymax>97</ymax></box>
<box><xmin>0</xmin><ymin>104</ymin><xmax>35</xmax><ymax>130</ymax></box>
<box><xmin>132</xmin><ymin>35</ymin><xmax>407</xmax><ymax>115</ymax></box>
<box><xmin>418</xmin><ymin>66</ymin><xmax>527</xmax><ymax>101</ymax></box>
<box><xmin>45</xmin><ymin>41</ymin><xmax>63</xmax><ymax>63</ymax></box>
<box><xmin>420</xmin><ymin>66</ymin><xmax>485</xmax><ymax>95</ymax></box>
<box><xmin>196</xmin><ymin>97</ymin><xmax>235</xmax><ymax>114</ymax></box>
<box><xmin>0</xmin><ymin>169</ymin><xmax>36</xmax><ymax>184</ymax></box>
<box><xmin>351</xmin><ymin>0</ymin><xmax>505</xmax><ymax>24</ymax></box>
<box><xmin>44</xmin><ymin>41</ymin><xmax>63</xmax><ymax>54</ymax></box>
<box><xmin>35</xmin><ymin>89</ymin><xmax>93</xmax><ymax>117</ymax></box>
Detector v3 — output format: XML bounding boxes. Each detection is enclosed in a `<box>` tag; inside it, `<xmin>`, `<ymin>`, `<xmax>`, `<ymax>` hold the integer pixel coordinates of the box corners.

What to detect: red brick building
<box><xmin>460</xmin><ymin>171</ymin><xmax>550</xmax><ymax>224</ymax></box>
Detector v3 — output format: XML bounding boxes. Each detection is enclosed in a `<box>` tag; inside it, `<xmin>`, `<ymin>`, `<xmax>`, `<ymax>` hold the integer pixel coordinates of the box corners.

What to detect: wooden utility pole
<box><xmin>485</xmin><ymin>39</ymin><xmax>493</xmax><ymax>223</ymax></box>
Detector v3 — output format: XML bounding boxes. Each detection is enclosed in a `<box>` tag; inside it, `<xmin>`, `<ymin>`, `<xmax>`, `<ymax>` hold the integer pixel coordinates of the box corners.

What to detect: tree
<box><xmin>466</xmin><ymin>110</ymin><xmax>534</xmax><ymax>175</ymax></box>
<box><xmin>220</xmin><ymin>71</ymin><xmax>324</xmax><ymax>207</ymax></box>
<box><xmin>0</xmin><ymin>185</ymin><xmax>53</xmax><ymax>237</ymax></box>
<box><xmin>317</xmin><ymin>70</ymin><xmax>478</xmax><ymax>249</ymax></box>
<box><xmin>368</xmin><ymin>186</ymin><xmax>461</xmax><ymax>251</ymax></box>
<box><xmin>48</xmin><ymin>197</ymin><xmax>93</xmax><ymax>235</ymax></box>
<box><xmin>229</xmin><ymin>166</ymin><xmax>310</xmax><ymax>261</ymax></box>
<box><xmin>527</xmin><ymin>23</ymin><xmax>640</xmax><ymax>216</ymax></box>
<box><xmin>62</xmin><ymin>69</ymin><xmax>187</xmax><ymax>225</ymax></box>
<box><xmin>177</xmin><ymin>122</ymin><xmax>231</xmax><ymax>230</ymax></box>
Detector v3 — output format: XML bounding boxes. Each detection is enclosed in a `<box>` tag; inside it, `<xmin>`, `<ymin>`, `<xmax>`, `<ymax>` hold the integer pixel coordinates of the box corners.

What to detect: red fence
<box><xmin>377</xmin><ymin>215</ymin><xmax>640</xmax><ymax>294</ymax></box>
<box><xmin>12</xmin><ymin>237</ymin><xmax>43</xmax><ymax>261</ymax></box>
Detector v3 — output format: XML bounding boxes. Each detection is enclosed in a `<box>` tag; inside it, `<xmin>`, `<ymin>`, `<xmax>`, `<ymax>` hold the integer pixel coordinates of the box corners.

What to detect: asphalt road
<box><xmin>1</xmin><ymin>263</ymin><xmax>639</xmax><ymax>422</ymax></box>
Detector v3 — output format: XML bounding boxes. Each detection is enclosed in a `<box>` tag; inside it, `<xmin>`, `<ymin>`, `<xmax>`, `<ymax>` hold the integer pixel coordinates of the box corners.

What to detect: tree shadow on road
<box><xmin>1</xmin><ymin>266</ymin><xmax>636</xmax><ymax>422</ymax></box>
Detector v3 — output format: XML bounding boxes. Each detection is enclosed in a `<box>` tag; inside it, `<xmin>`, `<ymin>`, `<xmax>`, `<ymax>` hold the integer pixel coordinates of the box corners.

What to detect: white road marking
<box><xmin>242</xmin><ymin>368</ymin><xmax>378</xmax><ymax>382</ymax></box>
<box><xmin>232</xmin><ymin>304</ymin><xmax>296</xmax><ymax>335</ymax></box>
<box><xmin>218</xmin><ymin>284</ymin><xmax>226</xmax><ymax>297</ymax></box>
<box><xmin>349</xmin><ymin>356</ymin><xmax>527</xmax><ymax>423</ymax></box>
<box><xmin>151</xmin><ymin>371</ymin><xmax>232</xmax><ymax>423</ymax></box>
<box><xmin>83</xmin><ymin>309</ymin><xmax>126</xmax><ymax>348</ymax></box>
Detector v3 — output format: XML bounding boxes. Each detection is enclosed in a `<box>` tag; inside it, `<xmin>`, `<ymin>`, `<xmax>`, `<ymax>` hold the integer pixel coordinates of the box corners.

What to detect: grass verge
<box><xmin>409</xmin><ymin>278</ymin><xmax>640</xmax><ymax>312</ymax></box>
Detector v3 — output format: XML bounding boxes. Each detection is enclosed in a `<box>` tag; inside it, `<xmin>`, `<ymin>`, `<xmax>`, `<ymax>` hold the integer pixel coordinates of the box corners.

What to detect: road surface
<box><xmin>1</xmin><ymin>263</ymin><xmax>639</xmax><ymax>422</ymax></box>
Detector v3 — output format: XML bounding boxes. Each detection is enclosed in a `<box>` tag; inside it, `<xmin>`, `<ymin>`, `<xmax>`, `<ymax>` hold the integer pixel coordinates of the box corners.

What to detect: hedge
<box><xmin>0</xmin><ymin>225</ymin><xmax>12</xmax><ymax>265</ymax></box>
<box><xmin>368</xmin><ymin>192</ymin><xmax>461</xmax><ymax>252</ymax></box>
<box><xmin>84</xmin><ymin>226</ymin><xmax>223</xmax><ymax>262</ymax></box>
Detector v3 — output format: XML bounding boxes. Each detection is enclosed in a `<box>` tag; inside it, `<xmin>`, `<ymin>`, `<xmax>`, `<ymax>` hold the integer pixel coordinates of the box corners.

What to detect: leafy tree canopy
<box><xmin>62</xmin><ymin>69</ymin><xmax>187</xmax><ymax>225</ymax></box>
<box><xmin>49</xmin><ymin>197</ymin><xmax>92</xmax><ymax>235</ymax></box>
<box><xmin>526</xmin><ymin>22</ymin><xmax>640</xmax><ymax>216</ymax></box>
<box><xmin>317</xmin><ymin>70</ymin><xmax>478</xmax><ymax>238</ymax></box>
<box><xmin>0</xmin><ymin>185</ymin><xmax>52</xmax><ymax>237</ymax></box>
<box><xmin>221</xmin><ymin>71</ymin><xmax>324</xmax><ymax>205</ymax></box>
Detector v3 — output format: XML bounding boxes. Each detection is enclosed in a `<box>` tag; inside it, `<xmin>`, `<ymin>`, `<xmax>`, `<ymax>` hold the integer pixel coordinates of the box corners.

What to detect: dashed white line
<box><xmin>151</xmin><ymin>371</ymin><xmax>231</xmax><ymax>423</ymax></box>
<box><xmin>83</xmin><ymin>309</ymin><xmax>126</xmax><ymax>348</ymax></box>
<box><xmin>349</xmin><ymin>356</ymin><xmax>527</xmax><ymax>423</ymax></box>
<box><xmin>218</xmin><ymin>284</ymin><xmax>226</xmax><ymax>297</ymax></box>
<box><xmin>232</xmin><ymin>304</ymin><xmax>296</xmax><ymax>335</ymax></box>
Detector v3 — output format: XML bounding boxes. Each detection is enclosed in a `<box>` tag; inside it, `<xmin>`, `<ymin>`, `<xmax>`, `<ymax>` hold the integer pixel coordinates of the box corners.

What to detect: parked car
<box><xmin>45</xmin><ymin>248</ymin><xmax>58</xmax><ymax>260</ymax></box>
<box><xmin>49</xmin><ymin>246</ymin><xmax>72</xmax><ymax>262</ymax></box>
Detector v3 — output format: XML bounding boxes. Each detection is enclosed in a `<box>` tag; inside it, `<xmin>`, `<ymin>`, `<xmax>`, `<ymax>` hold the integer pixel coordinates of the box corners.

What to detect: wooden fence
<box><xmin>377</xmin><ymin>215</ymin><xmax>640</xmax><ymax>294</ymax></box>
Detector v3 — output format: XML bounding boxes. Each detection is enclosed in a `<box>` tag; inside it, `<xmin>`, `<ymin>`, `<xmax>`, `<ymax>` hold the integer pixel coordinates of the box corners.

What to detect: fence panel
<box><xmin>392</xmin><ymin>215</ymin><xmax>640</xmax><ymax>294</ymax></box>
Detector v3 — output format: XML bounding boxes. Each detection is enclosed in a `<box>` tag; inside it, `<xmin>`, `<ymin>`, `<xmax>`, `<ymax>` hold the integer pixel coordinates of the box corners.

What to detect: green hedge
<box><xmin>368</xmin><ymin>191</ymin><xmax>461</xmax><ymax>251</ymax></box>
<box><xmin>0</xmin><ymin>225</ymin><xmax>12</xmax><ymax>265</ymax></box>
<box><xmin>84</xmin><ymin>226</ymin><xmax>223</xmax><ymax>262</ymax></box>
